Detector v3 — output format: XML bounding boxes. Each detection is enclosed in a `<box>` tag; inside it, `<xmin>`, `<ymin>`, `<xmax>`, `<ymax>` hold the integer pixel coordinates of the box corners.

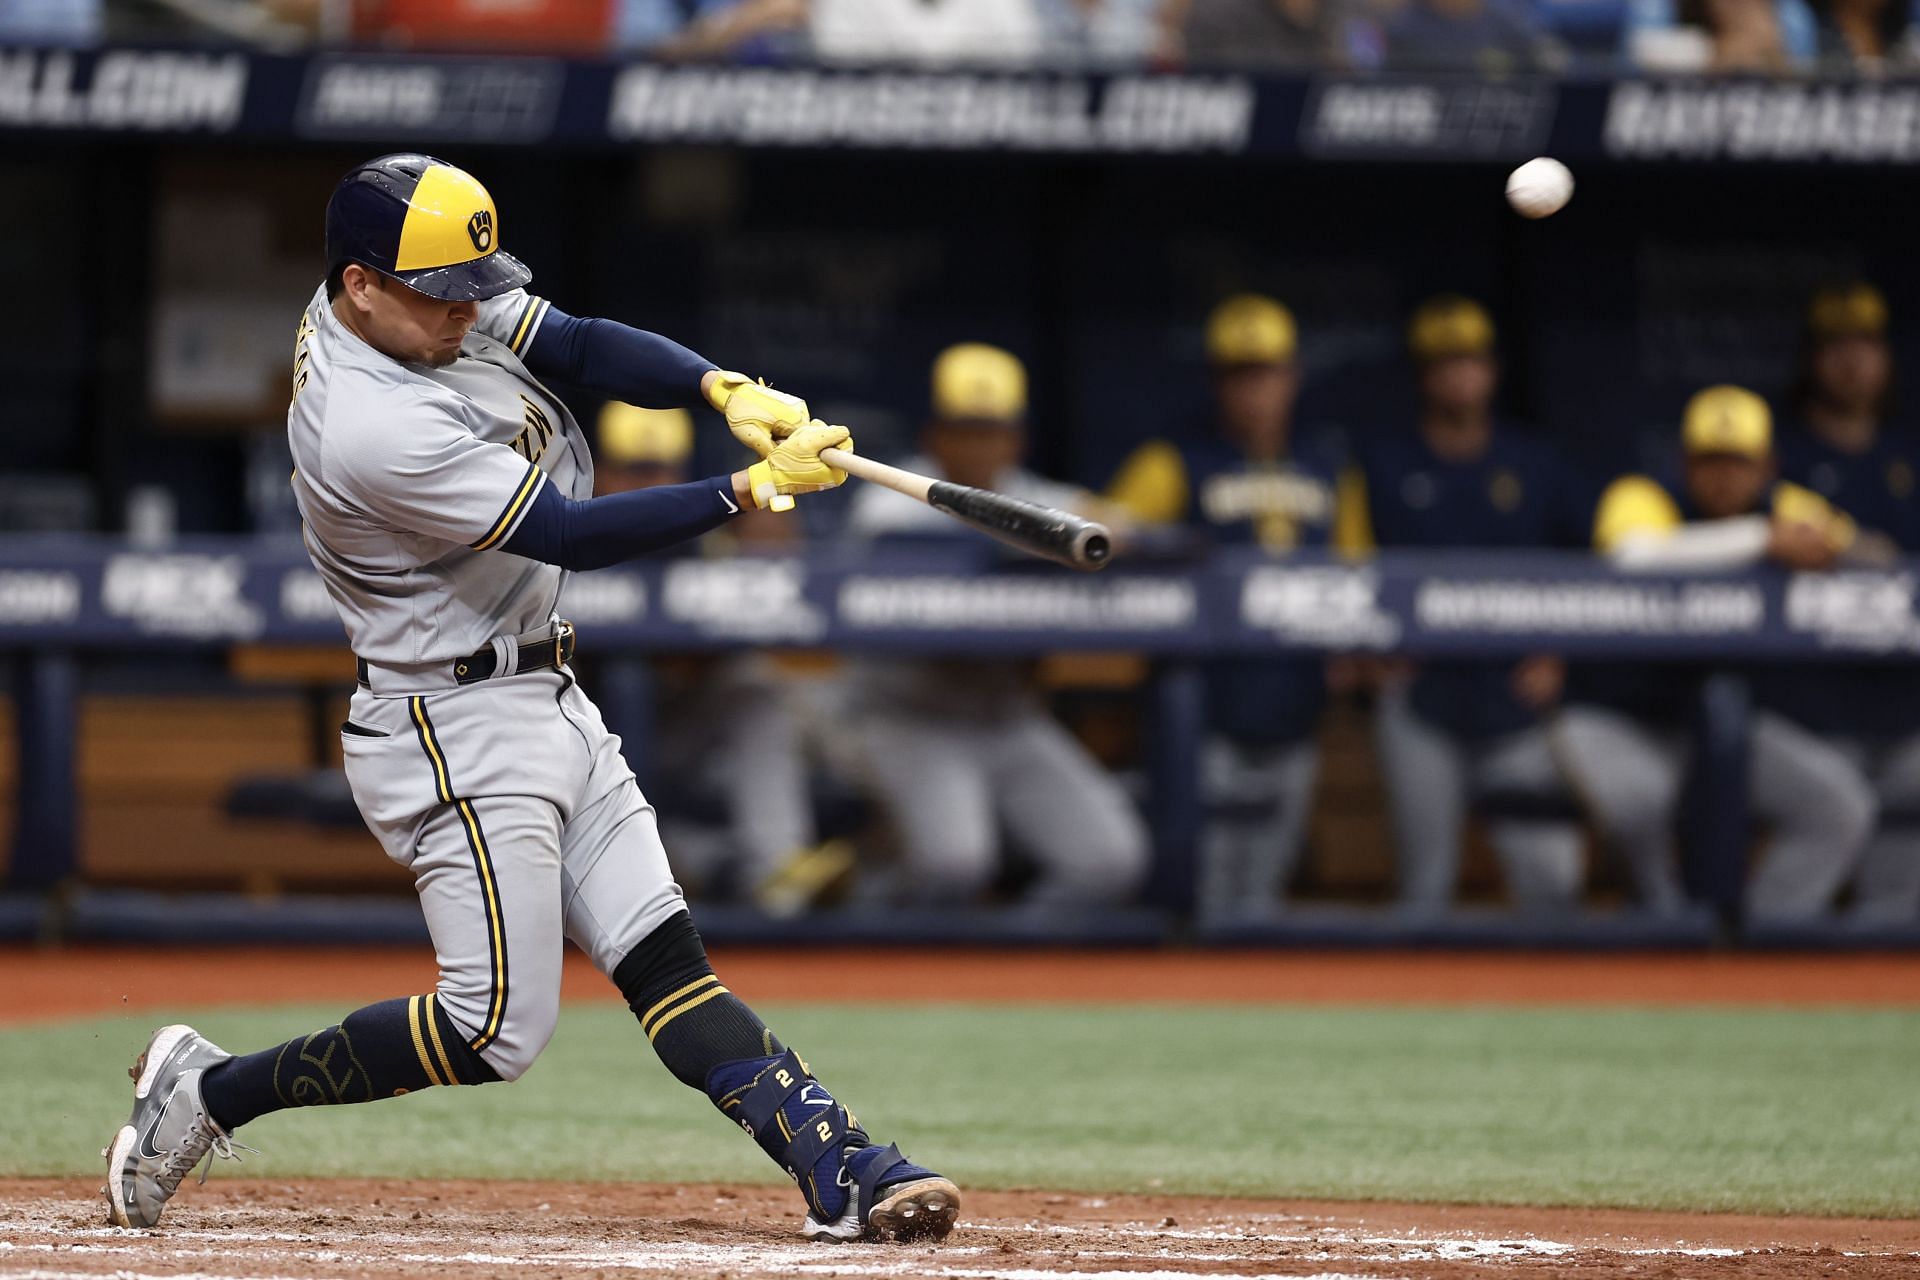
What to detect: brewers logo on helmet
<box><xmin>325</xmin><ymin>153</ymin><xmax>531</xmax><ymax>302</ymax></box>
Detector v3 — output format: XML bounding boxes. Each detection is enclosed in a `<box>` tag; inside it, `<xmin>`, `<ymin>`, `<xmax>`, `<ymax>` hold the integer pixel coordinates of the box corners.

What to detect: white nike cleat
<box><xmin>104</xmin><ymin>1024</ymin><xmax>251</xmax><ymax>1228</ymax></box>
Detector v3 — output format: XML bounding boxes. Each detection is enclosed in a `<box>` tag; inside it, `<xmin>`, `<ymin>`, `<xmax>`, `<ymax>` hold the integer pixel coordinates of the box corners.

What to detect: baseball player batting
<box><xmin>101</xmin><ymin>153</ymin><xmax>959</xmax><ymax>1244</ymax></box>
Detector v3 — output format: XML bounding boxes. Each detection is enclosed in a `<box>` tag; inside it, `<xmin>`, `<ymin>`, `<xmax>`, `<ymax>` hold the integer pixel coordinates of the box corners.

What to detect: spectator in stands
<box><xmin>1383</xmin><ymin>0</ymin><xmax>1552</xmax><ymax>70</ymax></box>
<box><xmin>1629</xmin><ymin>0</ymin><xmax>1814</xmax><ymax>72</ymax></box>
<box><xmin>1108</xmin><ymin>295</ymin><xmax>1338</xmax><ymax>922</ymax></box>
<box><xmin>595</xmin><ymin>402</ymin><xmax>853</xmax><ymax>914</ymax></box>
<box><xmin>846</xmin><ymin>343</ymin><xmax>1150</xmax><ymax>908</ymax></box>
<box><xmin>1171</xmin><ymin>0</ymin><xmax>1362</xmax><ymax>68</ymax></box>
<box><xmin>1033</xmin><ymin>0</ymin><xmax>1165</xmax><ymax>64</ymax></box>
<box><xmin>1339</xmin><ymin>296</ymin><xmax>1588</xmax><ymax>914</ymax></box>
<box><xmin>1769</xmin><ymin>284</ymin><xmax>1920</xmax><ymax>921</ymax></box>
<box><xmin>811</xmin><ymin>0</ymin><xmax>1044</xmax><ymax>64</ymax></box>
<box><xmin>0</xmin><ymin>0</ymin><xmax>100</xmax><ymax>41</ymax></box>
<box><xmin>1810</xmin><ymin>0</ymin><xmax>1918</xmax><ymax>69</ymax></box>
<box><xmin>619</xmin><ymin>0</ymin><xmax>809</xmax><ymax>60</ymax></box>
<box><xmin>1556</xmin><ymin>386</ymin><xmax>1877</xmax><ymax>921</ymax></box>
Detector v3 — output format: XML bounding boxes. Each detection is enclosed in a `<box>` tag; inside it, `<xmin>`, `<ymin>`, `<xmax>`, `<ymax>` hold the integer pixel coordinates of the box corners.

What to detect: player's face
<box><xmin>1811</xmin><ymin>335</ymin><xmax>1890</xmax><ymax>416</ymax></box>
<box><xmin>1686</xmin><ymin>452</ymin><xmax>1772</xmax><ymax>519</ymax></box>
<box><xmin>924</xmin><ymin>421</ymin><xmax>1024</xmax><ymax>490</ymax></box>
<box><xmin>1214</xmin><ymin>363</ymin><xmax>1298</xmax><ymax>459</ymax></box>
<box><xmin>341</xmin><ymin>269</ymin><xmax>479</xmax><ymax>367</ymax></box>
<box><xmin>1419</xmin><ymin>354</ymin><xmax>1497</xmax><ymax>414</ymax></box>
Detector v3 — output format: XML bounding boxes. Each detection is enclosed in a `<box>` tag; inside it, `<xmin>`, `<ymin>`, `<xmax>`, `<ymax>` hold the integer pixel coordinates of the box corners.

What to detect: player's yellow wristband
<box><xmin>706</xmin><ymin>370</ymin><xmax>746</xmax><ymax>411</ymax></box>
<box><xmin>744</xmin><ymin>461</ymin><xmax>795</xmax><ymax>512</ymax></box>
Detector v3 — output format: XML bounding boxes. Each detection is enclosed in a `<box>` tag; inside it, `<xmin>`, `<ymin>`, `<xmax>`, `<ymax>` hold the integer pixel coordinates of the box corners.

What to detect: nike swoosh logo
<box><xmin>135</xmin><ymin>1083</ymin><xmax>182</xmax><ymax>1160</ymax></box>
<box><xmin>719</xmin><ymin>489</ymin><xmax>740</xmax><ymax>515</ymax></box>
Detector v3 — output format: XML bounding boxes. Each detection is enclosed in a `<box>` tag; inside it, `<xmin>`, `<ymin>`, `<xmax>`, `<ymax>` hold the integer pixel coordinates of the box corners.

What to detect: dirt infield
<box><xmin>5</xmin><ymin>1179</ymin><xmax>1919</xmax><ymax>1280</ymax></box>
<box><xmin>7</xmin><ymin>946</ymin><xmax>1920</xmax><ymax>1025</ymax></box>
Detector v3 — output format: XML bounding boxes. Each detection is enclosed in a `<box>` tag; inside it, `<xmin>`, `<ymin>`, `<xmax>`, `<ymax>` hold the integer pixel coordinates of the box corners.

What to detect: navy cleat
<box><xmin>708</xmin><ymin>1049</ymin><xmax>960</xmax><ymax>1243</ymax></box>
<box><xmin>103</xmin><ymin>1024</ymin><xmax>254</xmax><ymax>1228</ymax></box>
<box><xmin>806</xmin><ymin>1142</ymin><xmax>960</xmax><ymax>1243</ymax></box>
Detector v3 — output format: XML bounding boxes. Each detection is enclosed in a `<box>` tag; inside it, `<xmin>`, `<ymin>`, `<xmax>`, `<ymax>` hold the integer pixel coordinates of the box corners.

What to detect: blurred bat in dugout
<box><xmin>822</xmin><ymin>447</ymin><xmax>1112</xmax><ymax>571</ymax></box>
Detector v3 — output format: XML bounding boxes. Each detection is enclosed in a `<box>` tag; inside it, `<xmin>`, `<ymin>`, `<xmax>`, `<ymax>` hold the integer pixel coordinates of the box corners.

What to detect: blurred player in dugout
<box><xmin>1554</xmin><ymin>385</ymin><xmax>1879</xmax><ymax>920</ymax></box>
<box><xmin>594</xmin><ymin>401</ymin><xmax>853</xmax><ymax>914</ymax></box>
<box><xmin>1108</xmin><ymin>294</ymin><xmax>1342</xmax><ymax>921</ymax></box>
<box><xmin>846</xmin><ymin>343</ymin><xmax>1151</xmax><ymax>907</ymax></box>
<box><xmin>1769</xmin><ymin>283</ymin><xmax>1920</xmax><ymax>920</ymax></box>
<box><xmin>1342</xmin><ymin>296</ymin><xmax>1590</xmax><ymax>913</ymax></box>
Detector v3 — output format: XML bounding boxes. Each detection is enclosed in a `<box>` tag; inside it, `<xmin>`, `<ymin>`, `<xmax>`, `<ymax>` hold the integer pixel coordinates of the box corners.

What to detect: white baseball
<box><xmin>1505</xmin><ymin>157</ymin><xmax>1573</xmax><ymax>219</ymax></box>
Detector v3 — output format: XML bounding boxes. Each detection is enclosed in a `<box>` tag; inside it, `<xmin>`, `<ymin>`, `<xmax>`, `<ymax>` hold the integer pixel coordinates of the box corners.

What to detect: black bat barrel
<box><xmin>928</xmin><ymin>481</ymin><xmax>1113</xmax><ymax>572</ymax></box>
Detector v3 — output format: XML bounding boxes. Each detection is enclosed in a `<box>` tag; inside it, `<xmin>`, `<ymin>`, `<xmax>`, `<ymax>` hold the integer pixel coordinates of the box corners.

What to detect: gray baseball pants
<box><xmin>856</xmin><ymin>709</ymin><xmax>1150</xmax><ymax>906</ymax></box>
<box><xmin>1552</xmin><ymin>704</ymin><xmax>1876</xmax><ymax>920</ymax></box>
<box><xmin>656</xmin><ymin>655</ymin><xmax>817</xmax><ymax>892</ymax></box>
<box><xmin>1826</xmin><ymin>732</ymin><xmax>1920</xmax><ymax>921</ymax></box>
<box><xmin>1197</xmin><ymin>737</ymin><xmax>1319</xmax><ymax>921</ymax></box>
<box><xmin>341</xmin><ymin>668</ymin><xmax>686</xmax><ymax>1081</ymax></box>
<box><xmin>1373</xmin><ymin>684</ymin><xmax>1583</xmax><ymax>912</ymax></box>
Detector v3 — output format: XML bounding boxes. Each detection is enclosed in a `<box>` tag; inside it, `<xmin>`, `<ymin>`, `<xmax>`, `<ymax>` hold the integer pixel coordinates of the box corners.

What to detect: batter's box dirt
<box><xmin>3</xmin><ymin>1179</ymin><xmax>1917</xmax><ymax>1280</ymax></box>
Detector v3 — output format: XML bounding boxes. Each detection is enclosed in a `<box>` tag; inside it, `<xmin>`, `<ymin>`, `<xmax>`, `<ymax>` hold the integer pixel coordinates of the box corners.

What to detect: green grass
<box><xmin>7</xmin><ymin>1002</ymin><xmax>1918</xmax><ymax>1216</ymax></box>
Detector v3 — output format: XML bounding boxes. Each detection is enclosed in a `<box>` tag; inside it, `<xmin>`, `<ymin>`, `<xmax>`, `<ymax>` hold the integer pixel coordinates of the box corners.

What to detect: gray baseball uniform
<box><xmin>1553</xmin><ymin>704</ymin><xmax>1876</xmax><ymax>920</ymax></box>
<box><xmin>1831</xmin><ymin>733</ymin><xmax>1920</xmax><ymax>921</ymax></box>
<box><xmin>846</xmin><ymin>458</ymin><xmax>1150</xmax><ymax>906</ymax></box>
<box><xmin>290</xmin><ymin>284</ymin><xmax>686</xmax><ymax>1080</ymax></box>
<box><xmin>1373</xmin><ymin>680</ymin><xmax>1584</xmax><ymax>912</ymax></box>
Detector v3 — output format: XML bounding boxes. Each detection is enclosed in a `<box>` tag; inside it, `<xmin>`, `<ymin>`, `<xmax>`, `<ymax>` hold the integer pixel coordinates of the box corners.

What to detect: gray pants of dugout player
<box><xmin>342</xmin><ymin>669</ymin><xmax>687</xmax><ymax>1081</ymax></box>
<box><xmin>1373</xmin><ymin>683</ymin><xmax>1584</xmax><ymax>912</ymax></box>
<box><xmin>656</xmin><ymin>655</ymin><xmax>817</xmax><ymax>894</ymax></box>
<box><xmin>855</xmin><ymin>709</ymin><xmax>1151</xmax><ymax>906</ymax></box>
<box><xmin>1828</xmin><ymin>732</ymin><xmax>1920</xmax><ymax>921</ymax></box>
<box><xmin>1195</xmin><ymin>737</ymin><xmax>1320</xmax><ymax>922</ymax></box>
<box><xmin>1552</xmin><ymin>705</ymin><xmax>1876</xmax><ymax>920</ymax></box>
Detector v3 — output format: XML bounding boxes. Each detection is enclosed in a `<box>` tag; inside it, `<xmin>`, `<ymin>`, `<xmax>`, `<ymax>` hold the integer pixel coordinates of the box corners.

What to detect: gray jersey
<box><xmin>289</xmin><ymin>285</ymin><xmax>588</xmax><ymax>666</ymax></box>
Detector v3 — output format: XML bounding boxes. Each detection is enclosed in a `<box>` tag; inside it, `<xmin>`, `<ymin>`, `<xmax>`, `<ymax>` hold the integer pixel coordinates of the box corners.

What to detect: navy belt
<box><xmin>357</xmin><ymin>620</ymin><xmax>576</xmax><ymax>689</ymax></box>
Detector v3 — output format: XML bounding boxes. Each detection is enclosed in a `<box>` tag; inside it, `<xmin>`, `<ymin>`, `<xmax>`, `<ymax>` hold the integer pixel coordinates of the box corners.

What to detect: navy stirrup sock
<box><xmin>199</xmin><ymin>995</ymin><xmax>498</xmax><ymax>1132</ymax></box>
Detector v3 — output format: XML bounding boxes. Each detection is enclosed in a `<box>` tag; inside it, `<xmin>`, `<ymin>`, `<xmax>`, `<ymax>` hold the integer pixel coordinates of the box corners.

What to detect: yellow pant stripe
<box><xmin>407</xmin><ymin>995</ymin><xmax>447</xmax><ymax>1087</ymax></box>
<box><xmin>471</xmin><ymin>462</ymin><xmax>541</xmax><ymax>551</ymax></box>
<box><xmin>456</xmin><ymin>798</ymin><xmax>508</xmax><ymax>1051</ymax></box>
<box><xmin>423</xmin><ymin>993</ymin><xmax>462</xmax><ymax>1086</ymax></box>
<box><xmin>409</xmin><ymin>697</ymin><xmax>453</xmax><ymax>804</ymax></box>
<box><xmin>638</xmin><ymin>974</ymin><xmax>719</xmax><ymax>1035</ymax></box>
<box><xmin>644</xmin><ymin>984</ymin><xmax>731</xmax><ymax>1043</ymax></box>
<box><xmin>410</xmin><ymin>694</ymin><xmax>507</xmax><ymax>1057</ymax></box>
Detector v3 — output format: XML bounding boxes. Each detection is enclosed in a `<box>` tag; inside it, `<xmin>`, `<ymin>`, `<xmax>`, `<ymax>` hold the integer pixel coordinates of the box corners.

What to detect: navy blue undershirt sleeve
<box><xmin>522</xmin><ymin>304</ymin><xmax>717</xmax><ymax>410</ymax></box>
<box><xmin>500</xmin><ymin>475</ymin><xmax>741</xmax><ymax>571</ymax></box>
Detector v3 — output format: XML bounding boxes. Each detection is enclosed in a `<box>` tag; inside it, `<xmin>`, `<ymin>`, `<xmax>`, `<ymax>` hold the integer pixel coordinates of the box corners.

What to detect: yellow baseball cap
<box><xmin>1682</xmin><ymin>385</ymin><xmax>1771</xmax><ymax>459</ymax></box>
<box><xmin>1206</xmin><ymin>294</ymin><xmax>1296</xmax><ymax>366</ymax></box>
<box><xmin>932</xmin><ymin>343</ymin><xmax>1026</xmax><ymax>423</ymax></box>
<box><xmin>1409</xmin><ymin>295</ymin><xmax>1496</xmax><ymax>362</ymax></box>
<box><xmin>1808</xmin><ymin>282</ymin><xmax>1888</xmax><ymax>340</ymax></box>
<box><xmin>598</xmin><ymin>402</ymin><xmax>693</xmax><ymax>465</ymax></box>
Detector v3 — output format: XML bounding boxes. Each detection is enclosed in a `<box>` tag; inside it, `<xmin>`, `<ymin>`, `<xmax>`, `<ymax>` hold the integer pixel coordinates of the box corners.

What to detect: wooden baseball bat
<box><xmin>821</xmin><ymin>447</ymin><xmax>1112</xmax><ymax>572</ymax></box>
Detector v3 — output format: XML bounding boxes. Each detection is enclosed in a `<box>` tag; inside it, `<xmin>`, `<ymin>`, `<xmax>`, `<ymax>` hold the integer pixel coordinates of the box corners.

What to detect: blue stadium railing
<box><xmin>3</xmin><ymin>535</ymin><xmax>1918</xmax><ymax>946</ymax></box>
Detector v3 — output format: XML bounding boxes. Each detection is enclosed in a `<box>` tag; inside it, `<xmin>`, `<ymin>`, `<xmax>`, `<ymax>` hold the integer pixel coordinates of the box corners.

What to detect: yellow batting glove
<box><xmin>744</xmin><ymin>421</ymin><xmax>854</xmax><ymax>510</ymax></box>
<box><xmin>706</xmin><ymin>370</ymin><xmax>809</xmax><ymax>459</ymax></box>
